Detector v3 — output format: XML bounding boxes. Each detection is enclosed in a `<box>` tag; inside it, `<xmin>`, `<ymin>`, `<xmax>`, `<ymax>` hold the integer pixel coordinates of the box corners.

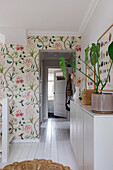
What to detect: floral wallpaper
<box><xmin>0</xmin><ymin>36</ymin><xmax>81</xmax><ymax>140</ymax></box>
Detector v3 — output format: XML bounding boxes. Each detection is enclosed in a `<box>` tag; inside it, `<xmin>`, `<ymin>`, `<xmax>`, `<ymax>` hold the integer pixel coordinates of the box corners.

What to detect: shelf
<box><xmin>0</xmin><ymin>134</ymin><xmax>15</xmax><ymax>152</ymax></box>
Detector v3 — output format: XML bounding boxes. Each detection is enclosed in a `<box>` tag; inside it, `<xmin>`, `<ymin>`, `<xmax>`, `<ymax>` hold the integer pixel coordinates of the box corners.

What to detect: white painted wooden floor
<box><xmin>0</xmin><ymin>119</ymin><xmax>79</xmax><ymax>170</ymax></box>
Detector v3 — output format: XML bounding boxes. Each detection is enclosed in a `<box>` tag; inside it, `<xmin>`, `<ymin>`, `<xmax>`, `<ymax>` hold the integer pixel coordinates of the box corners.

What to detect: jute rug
<box><xmin>0</xmin><ymin>159</ymin><xmax>71</xmax><ymax>170</ymax></box>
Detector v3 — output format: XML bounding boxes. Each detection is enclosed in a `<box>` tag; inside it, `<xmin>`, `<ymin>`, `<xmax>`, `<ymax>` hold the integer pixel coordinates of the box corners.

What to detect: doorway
<box><xmin>39</xmin><ymin>50</ymin><xmax>75</xmax><ymax>123</ymax></box>
<box><xmin>48</xmin><ymin>68</ymin><xmax>66</xmax><ymax>119</ymax></box>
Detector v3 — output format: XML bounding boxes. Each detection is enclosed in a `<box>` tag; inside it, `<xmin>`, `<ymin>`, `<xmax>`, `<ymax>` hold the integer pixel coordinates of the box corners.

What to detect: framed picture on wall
<box><xmin>97</xmin><ymin>24</ymin><xmax>113</xmax><ymax>91</ymax></box>
<box><xmin>85</xmin><ymin>63</ymin><xmax>95</xmax><ymax>90</ymax></box>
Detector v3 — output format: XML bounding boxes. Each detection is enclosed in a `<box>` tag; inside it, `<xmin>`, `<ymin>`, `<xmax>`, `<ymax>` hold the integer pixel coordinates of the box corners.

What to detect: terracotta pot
<box><xmin>91</xmin><ymin>93</ymin><xmax>113</xmax><ymax>113</ymax></box>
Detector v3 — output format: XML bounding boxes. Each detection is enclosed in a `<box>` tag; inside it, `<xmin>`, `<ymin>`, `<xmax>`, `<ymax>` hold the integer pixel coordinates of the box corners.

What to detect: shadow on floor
<box><xmin>48</xmin><ymin>112</ymin><xmax>66</xmax><ymax>119</ymax></box>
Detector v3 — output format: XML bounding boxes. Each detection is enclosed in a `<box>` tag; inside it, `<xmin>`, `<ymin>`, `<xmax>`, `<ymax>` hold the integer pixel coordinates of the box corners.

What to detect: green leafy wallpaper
<box><xmin>0</xmin><ymin>36</ymin><xmax>81</xmax><ymax>140</ymax></box>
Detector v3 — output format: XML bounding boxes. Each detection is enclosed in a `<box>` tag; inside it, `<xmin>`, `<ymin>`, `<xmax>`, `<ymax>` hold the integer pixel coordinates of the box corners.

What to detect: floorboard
<box><xmin>0</xmin><ymin>119</ymin><xmax>79</xmax><ymax>170</ymax></box>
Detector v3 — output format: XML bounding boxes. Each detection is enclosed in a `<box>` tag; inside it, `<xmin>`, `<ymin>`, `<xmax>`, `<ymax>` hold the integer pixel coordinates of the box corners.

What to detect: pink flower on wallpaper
<box><xmin>26</xmin><ymin>105</ymin><xmax>34</xmax><ymax>115</ymax></box>
<box><xmin>22</xmin><ymin>125</ymin><xmax>32</xmax><ymax>133</ymax></box>
<box><xmin>16</xmin><ymin>45</ymin><xmax>24</xmax><ymax>51</ymax></box>
<box><xmin>16</xmin><ymin>77</ymin><xmax>24</xmax><ymax>84</ymax></box>
<box><xmin>75</xmin><ymin>45</ymin><xmax>81</xmax><ymax>52</ymax></box>
<box><xmin>20</xmin><ymin>46</ymin><xmax>24</xmax><ymax>51</ymax></box>
<box><xmin>25</xmin><ymin>72</ymin><xmax>35</xmax><ymax>83</ymax></box>
<box><xmin>53</xmin><ymin>43</ymin><xmax>62</xmax><ymax>49</ymax></box>
<box><xmin>15</xmin><ymin>113</ymin><xmax>20</xmax><ymax>117</ymax></box>
<box><xmin>23</xmin><ymin>59</ymin><xmax>32</xmax><ymax>67</ymax></box>
<box><xmin>23</xmin><ymin>92</ymin><xmax>32</xmax><ymax>100</ymax></box>
<box><xmin>15</xmin><ymin>110</ymin><xmax>20</xmax><ymax>117</ymax></box>
<box><xmin>20</xmin><ymin>112</ymin><xmax>24</xmax><ymax>117</ymax></box>
<box><xmin>15</xmin><ymin>110</ymin><xmax>24</xmax><ymax>117</ymax></box>
<box><xmin>16</xmin><ymin>45</ymin><xmax>20</xmax><ymax>51</ymax></box>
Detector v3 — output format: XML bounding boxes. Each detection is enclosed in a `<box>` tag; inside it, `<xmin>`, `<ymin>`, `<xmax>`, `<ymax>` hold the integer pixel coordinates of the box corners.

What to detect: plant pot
<box><xmin>82</xmin><ymin>90</ymin><xmax>94</xmax><ymax>105</ymax></box>
<box><xmin>91</xmin><ymin>93</ymin><xmax>113</xmax><ymax>113</ymax></box>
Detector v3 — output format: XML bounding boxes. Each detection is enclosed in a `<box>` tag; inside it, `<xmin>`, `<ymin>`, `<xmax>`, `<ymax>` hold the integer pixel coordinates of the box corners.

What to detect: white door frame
<box><xmin>43</xmin><ymin>65</ymin><xmax>61</xmax><ymax>121</ymax></box>
<box><xmin>39</xmin><ymin>50</ymin><xmax>74</xmax><ymax>122</ymax></box>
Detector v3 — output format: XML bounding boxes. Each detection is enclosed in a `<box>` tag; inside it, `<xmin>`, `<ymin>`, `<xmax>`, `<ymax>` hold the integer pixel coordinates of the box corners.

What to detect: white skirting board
<box><xmin>12</xmin><ymin>139</ymin><xmax>40</xmax><ymax>143</ymax></box>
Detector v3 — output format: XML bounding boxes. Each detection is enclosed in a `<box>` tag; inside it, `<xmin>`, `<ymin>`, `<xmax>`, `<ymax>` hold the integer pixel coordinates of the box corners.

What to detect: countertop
<box><xmin>71</xmin><ymin>100</ymin><xmax>113</xmax><ymax>118</ymax></box>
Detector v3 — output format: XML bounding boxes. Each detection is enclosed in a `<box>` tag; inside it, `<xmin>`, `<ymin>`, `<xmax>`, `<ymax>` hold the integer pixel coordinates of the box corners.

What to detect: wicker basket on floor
<box><xmin>0</xmin><ymin>159</ymin><xmax>71</xmax><ymax>170</ymax></box>
<box><xmin>82</xmin><ymin>90</ymin><xmax>94</xmax><ymax>105</ymax></box>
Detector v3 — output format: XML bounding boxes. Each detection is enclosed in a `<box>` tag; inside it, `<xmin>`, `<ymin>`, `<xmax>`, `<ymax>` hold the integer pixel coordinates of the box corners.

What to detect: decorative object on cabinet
<box><xmin>97</xmin><ymin>24</ymin><xmax>113</xmax><ymax>91</ymax></box>
<box><xmin>71</xmin><ymin>72</ymin><xmax>85</xmax><ymax>101</ymax></box>
<box><xmin>59</xmin><ymin>40</ymin><xmax>113</xmax><ymax>113</ymax></box>
<box><xmin>91</xmin><ymin>93</ymin><xmax>113</xmax><ymax>113</ymax></box>
<box><xmin>73</xmin><ymin>86</ymin><xmax>80</xmax><ymax>101</ymax></box>
<box><xmin>82</xmin><ymin>89</ymin><xmax>94</xmax><ymax>105</ymax></box>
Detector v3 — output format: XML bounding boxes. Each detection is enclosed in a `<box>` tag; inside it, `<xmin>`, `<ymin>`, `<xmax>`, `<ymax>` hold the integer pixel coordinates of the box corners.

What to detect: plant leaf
<box><xmin>72</xmin><ymin>56</ymin><xmax>76</xmax><ymax>71</ymax></box>
<box><xmin>90</xmin><ymin>43</ymin><xmax>100</xmax><ymax>66</ymax></box>
<box><xmin>59</xmin><ymin>57</ymin><xmax>66</xmax><ymax>78</ymax></box>
<box><xmin>97</xmin><ymin>43</ymin><xmax>100</xmax><ymax>52</ymax></box>
<box><xmin>73</xmin><ymin>52</ymin><xmax>75</xmax><ymax>57</ymax></box>
<box><xmin>108</xmin><ymin>41</ymin><xmax>113</xmax><ymax>60</ymax></box>
<box><xmin>85</xmin><ymin>46</ymin><xmax>90</xmax><ymax>63</ymax></box>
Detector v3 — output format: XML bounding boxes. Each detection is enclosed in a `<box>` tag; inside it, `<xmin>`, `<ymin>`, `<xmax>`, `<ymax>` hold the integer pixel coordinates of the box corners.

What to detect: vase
<box><xmin>73</xmin><ymin>86</ymin><xmax>79</xmax><ymax>101</ymax></box>
<box><xmin>91</xmin><ymin>93</ymin><xmax>113</xmax><ymax>113</ymax></box>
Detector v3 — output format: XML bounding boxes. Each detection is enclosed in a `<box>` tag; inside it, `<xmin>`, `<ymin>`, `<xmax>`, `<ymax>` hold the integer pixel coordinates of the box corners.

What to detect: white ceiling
<box><xmin>0</xmin><ymin>0</ymin><xmax>99</xmax><ymax>44</ymax></box>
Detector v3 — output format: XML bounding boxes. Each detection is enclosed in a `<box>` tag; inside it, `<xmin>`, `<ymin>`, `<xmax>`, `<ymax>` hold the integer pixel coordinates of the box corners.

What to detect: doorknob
<box><xmin>53</xmin><ymin>92</ymin><xmax>55</xmax><ymax>94</ymax></box>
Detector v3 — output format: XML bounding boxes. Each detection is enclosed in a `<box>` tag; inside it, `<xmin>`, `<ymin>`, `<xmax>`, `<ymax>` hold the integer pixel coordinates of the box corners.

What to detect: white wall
<box><xmin>81</xmin><ymin>0</ymin><xmax>113</xmax><ymax>89</ymax></box>
<box><xmin>0</xmin><ymin>33</ymin><xmax>5</xmax><ymax>44</ymax></box>
<box><xmin>0</xmin><ymin>28</ymin><xmax>27</xmax><ymax>45</ymax></box>
<box><xmin>82</xmin><ymin>0</ymin><xmax>113</xmax><ymax>58</ymax></box>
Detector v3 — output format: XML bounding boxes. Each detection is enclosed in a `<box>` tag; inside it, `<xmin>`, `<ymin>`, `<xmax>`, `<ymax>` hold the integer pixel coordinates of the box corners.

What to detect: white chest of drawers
<box><xmin>70</xmin><ymin>100</ymin><xmax>113</xmax><ymax>170</ymax></box>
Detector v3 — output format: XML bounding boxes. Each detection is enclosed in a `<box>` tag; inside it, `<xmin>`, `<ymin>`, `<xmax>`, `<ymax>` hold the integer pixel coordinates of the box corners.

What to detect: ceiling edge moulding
<box><xmin>79</xmin><ymin>0</ymin><xmax>100</xmax><ymax>35</ymax></box>
<box><xmin>27</xmin><ymin>0</ymin><xmax>99</xmax><ymax>38</ymax></box>
<box><xmin>27</xmin><ymin>30</ymin><xmax>81</xmax><ymax>37</ymax></box>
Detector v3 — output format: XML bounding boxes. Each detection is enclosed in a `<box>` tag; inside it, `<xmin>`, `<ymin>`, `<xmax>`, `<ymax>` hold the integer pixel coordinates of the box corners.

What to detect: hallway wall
<box><xmin>0</xmin><ymin>36</ymin><xmax>81</xmax><ymax>140</ymax></box>
<box><xmin>81</xmin><ymin>0</ymin><xmax>113</xmax><ymax>85</ymax></box>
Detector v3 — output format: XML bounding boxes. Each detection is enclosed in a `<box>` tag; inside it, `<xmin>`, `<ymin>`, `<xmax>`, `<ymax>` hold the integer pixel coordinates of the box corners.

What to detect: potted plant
<box><xmin>59</xmin><ymin>41</ymin><xmax>113</xmax><ymax>113</ymax></box>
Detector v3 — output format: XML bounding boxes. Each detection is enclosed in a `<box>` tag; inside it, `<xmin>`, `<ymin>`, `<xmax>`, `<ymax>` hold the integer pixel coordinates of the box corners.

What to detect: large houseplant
<box><xmin>59</xmin><ymin>41</ymin><xmax>113</xmax><ymax>113</ymax></box>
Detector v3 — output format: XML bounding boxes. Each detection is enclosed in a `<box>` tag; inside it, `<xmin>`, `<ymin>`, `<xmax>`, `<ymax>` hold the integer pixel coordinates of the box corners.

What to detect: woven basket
<box><xmin>0</xmin><ymin>159</ymin><xmax>71</xmax><ymax>170</ymax></box>
<box><xmin>82</xmin><ymin>90</ymin><xmax>94</xmax><ymax>105</ymax></box>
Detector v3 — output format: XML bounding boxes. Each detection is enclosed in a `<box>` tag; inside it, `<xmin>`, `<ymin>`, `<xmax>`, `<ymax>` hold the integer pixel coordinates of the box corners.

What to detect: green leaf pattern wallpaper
<box><xmin>0</xmin><ymin>36</ymin><xmax>81</xmax><ymax>140</ymax></box>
